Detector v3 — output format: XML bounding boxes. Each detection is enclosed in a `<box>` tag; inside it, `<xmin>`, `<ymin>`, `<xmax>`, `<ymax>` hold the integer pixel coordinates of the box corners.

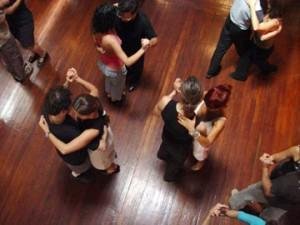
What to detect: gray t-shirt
<box><xmin>230</xmin><ymin>0</ymin><xmax>262</xmax><ymax>30</ymax></box>
<box><xmin>0</xmin><ymin>10</ymin><xmax>11</xmax><ymax>47</ymax></box>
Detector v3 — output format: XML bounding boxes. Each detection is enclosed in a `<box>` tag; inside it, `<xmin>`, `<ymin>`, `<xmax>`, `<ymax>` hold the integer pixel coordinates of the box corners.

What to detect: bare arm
<box><xmin>4</xmin><ymin>0</ymin><xmax>22</xmax><ymax>15</ymax></box>
<box><xmin>201</xmin><ymin>214</ymin><xmax>212</xmax><ymax>225</ymax></box>
<box><xmin>48</xmin><ymin>129</ymin><xmax>99</xmax><ymax>154</ymax></box>
<box><xmin>103</xmin><ymin>35</ymin><xmax>148</xmax><ymax>67</ymax></box>
<box><xmin>247</xmin><ymin>0</ymin><xmax>281</xmax><ymax>33</ymax></box>
<box><xmin>271</xmin><ymin>145</ymin><xmax>299</xmax><ymax>163</ymax></box>
<box><xmin>39</xmin><ymin>116</ymin><xmax>99</xmax><ymax>155</ymax></box>
<box><xmin>149</xmin><ymin>37</ymin><xmax>158</xmax><ymax>47</ymax></box>
<box><xmin>260</xmin><ymin>23</ymin><xmax>282</xmax><ymax>41</ymax></box>
<box><xmin>200</xmin><ymin>117</ymin><xmax>226</xmax><ymax>145</ymax></box>
<box><xmin>65</xmin><ymin>68</ymin><xmax>99</xmax><ymax>97</ymax></box>
<box><xmin>261</xmin><ymin>164</ymin><xmax>273</xmax><ymax>197</ymax></box>
<box><xmin>154</xmin><ymin>78</ymin><xmax>180</xmax><ymax>115</ymax></box>
<box><xmin>248</xmin><ymin>0</ymin><xmax>260</xmax><ymax>31</ymax></box>
<box><xmin>177</xmin><ymin>115</ymin><xmax>210</xmax><ymax>147</ymax></box>
<box><xmin>153</xmin><ymin>92</ymin><xmax>174</xmax><ymax>116</ymax></box>
<box><xmin>74</xmin><ymin>77</ymin><xmax>99</xmax><ymax>97</ymax></box>
<box><xmin>201</xmin><ymin>203</ymin><xmax>230</xmax><ymax>225</ymax></box>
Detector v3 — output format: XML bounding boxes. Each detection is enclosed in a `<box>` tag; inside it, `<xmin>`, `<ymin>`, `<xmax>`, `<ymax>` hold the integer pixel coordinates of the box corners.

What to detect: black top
<box><xmin>46</xmin><ymin>115</ymin><xmax>88</xmax><ymax>165</ymax></box>
<box><xmin>161</xmin><ymin>100</ymin><xmax>193</xmax><ymax>144</ymax></box>
<box><xmin>6</xmin><ymin>0</ymin><xmax>31</xmax><ymax>20</ymax></box>
<box><xmin>269</xmin><ymin>171</ymin><xmax>300</xmax><ymax>210</ymax></box>
<box><xmin>115</xmin><ymin>11</ymin><xmax>157</xmax><ymax>55</ymax></box>
<box><xmin>78</xmin><ymin>113</ymin><xmax>109</xmax><ymax>151</ymax></box>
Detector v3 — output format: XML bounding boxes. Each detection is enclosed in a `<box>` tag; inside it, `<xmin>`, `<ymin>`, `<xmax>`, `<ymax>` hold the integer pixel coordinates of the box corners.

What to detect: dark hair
<box><xmin>118</xmin><ymin>0</ymin><xmax>139</xmax><ymax>14</ymax></box>
<box><xmin>92</xmin><ymin>3</ymin><xmax>117</xmax><ymax>34</ymax></box>
<box><xmin>180</xmin><ymin>76</ymin><xmax>203</xmax><ymax>119</ymax></box>
<box><xmin>268</xmin><ymin>0</ymin><xmax>283</xmax><ymax>18</ymax></box>
<box><xmin>266</xmin><ymin>221</ymin><xmax>279</xmax><ymax>225</ymax></box>
<box><xmin>204</xmin><ymin>84</ymin><xmax>232</xmax><ymax>109</ymax></box>
<box><xmin>42</xmin><ymin>86</ymin><xmax>72</xmax><ymax>116</ymax></box>
<box><xmin>72</xmin><ymin>94</ymin><xmax>103</xmax><ymax>116</ymax></box>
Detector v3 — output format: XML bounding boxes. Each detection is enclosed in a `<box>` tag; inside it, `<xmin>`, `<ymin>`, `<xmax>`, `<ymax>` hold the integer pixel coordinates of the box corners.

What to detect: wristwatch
<box><xmin>190</xmin><ymin>130</ymin><xmax>200</xmax><ymax>139</ymax></box>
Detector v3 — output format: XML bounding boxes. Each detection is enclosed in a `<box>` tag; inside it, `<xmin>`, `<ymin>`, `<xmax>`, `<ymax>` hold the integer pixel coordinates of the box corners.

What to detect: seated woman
<box><xmin>260</xmin><ymin>145</ymin><xmax>300</xmax><ymax>179</ymax></box>
<box><xmin>92</xmin><ymin>3</ymin><xmax>149</xmax><ymax>102</ymax></box>
<box><xmin>154</xmin><ymin>77</ymin><xmax>204</xmax><ymax>182</ymax></box>
<box><xmin>231</xmin><ymin>0</ymin><xmax>283</xmax><ymax>81</ymax></box>
<box><xmin>39</xmin><ymin>68</ymin><xmax>119</xmax><ymax>174</ymax></box>
<box><xmin>178</xmin><ymin>84</ymin><xmax>231</xmax><ymax>171</ymax></box>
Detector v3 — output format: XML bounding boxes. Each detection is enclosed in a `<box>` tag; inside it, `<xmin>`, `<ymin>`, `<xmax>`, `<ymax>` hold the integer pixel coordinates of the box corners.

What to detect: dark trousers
<box><xmin>207</xmin><ymin>16</ymin><xmax>251</xmax><ymax>74</ymax></box>
<box><xmin>0</xmin><ymin>37</ymin><xmax>25</xmax><ymax>80</ymax></box>
<box><xmin>126</xmin><ymin>56</ymin><xmax>144</xmax><ymax>86</ymax></box>
<box><xmin>233</xmin><ymin>44</ymin><xmax>274</xmax><ymax>79</ymax></box>
<box><xmin>157</xmin><ymin>139</ymin><xmax>189</xmax><ymax>182</ymax></box>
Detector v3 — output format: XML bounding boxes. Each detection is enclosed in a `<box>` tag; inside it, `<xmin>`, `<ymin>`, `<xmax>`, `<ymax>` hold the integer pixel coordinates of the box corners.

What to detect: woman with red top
<box><xmin>92</xmin><ymin>3</ymin><xmax>149</xmax><ymax>102</ymax></box>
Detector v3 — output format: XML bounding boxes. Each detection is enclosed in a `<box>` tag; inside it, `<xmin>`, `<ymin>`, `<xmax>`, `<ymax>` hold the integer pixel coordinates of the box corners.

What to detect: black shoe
<box><xmin>71</xmin><ymin>170</ymin><xmax>94</xmax><ymax>183</ymax></box>
<box><xmin>28</xmin><ymin>53</ymin><xmax>39</xmax><ymax>63</ymax></box>
<box><xmin>230</xmin><ymin>72</ymin><xmax>247</xmax><ymax>81</ymax></box>
<box><xmin>261</xmin><ymin>64</ymin><xmax>277</xmax><ymax>75</ymax></box>
<box><xmin>13</xmin><ymin>62</ymin><xmax>33</xmax><ymax>83</ymax></box>
<box><xmin>128</xmin><ymin>85</ymin><xmax>135</xmax><ymax>92</ymax></box>
<box><xmin>206</xmin><ymin>65</ymin><xmax>221</xmax><ymax>79</ymax></box>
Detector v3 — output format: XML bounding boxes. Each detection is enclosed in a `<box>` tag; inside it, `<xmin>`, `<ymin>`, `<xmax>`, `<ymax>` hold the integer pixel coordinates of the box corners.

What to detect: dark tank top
<box><xmin>161</xmin><ymin>100</ymin><xmax>193</xmax><ymax>144</ymax></box>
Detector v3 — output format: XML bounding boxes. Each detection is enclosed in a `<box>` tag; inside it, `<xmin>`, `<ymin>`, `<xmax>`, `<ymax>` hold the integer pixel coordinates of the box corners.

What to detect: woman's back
<box><xmin>96</xmin><ymin>33</ymin><xmax>124</xmax><ymax>69</ymax></box>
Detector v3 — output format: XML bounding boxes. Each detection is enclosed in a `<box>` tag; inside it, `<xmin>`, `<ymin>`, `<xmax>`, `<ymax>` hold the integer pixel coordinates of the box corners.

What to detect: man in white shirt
<box><xmin>206</xmin><ymin>0</ymin><xmax>264</xmax><ymax>78</ymax></box>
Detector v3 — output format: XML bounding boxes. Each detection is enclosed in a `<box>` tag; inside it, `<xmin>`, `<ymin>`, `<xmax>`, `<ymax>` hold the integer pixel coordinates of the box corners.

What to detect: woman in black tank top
<box><xmin>154</xmin><ymin>76</ymin><xmax>203</xmax><ymax>182</ymax></box>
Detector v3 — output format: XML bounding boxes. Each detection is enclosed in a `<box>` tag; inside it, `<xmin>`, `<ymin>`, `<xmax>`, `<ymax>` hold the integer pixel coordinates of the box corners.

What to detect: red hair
<box><xmin>204</xmin><ymin>84</ymin><xmax>232</xmax><ymax>109</ymax></box>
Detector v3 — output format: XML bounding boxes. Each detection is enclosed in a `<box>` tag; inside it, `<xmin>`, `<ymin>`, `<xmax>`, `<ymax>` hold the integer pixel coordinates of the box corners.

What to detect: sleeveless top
<box><xmin>78</xmin><ymin>111</ymin><xmax>109</xmax><ymax>151</ymax></box>
<box><xmin>96</xmin><ymin>34</ymin><xmax>124</xmax><ymax>70</ymax></box>
<box><xmin>161</xmin><ymin>100</ymin><xmax>193</xmax><ymax>144</ymax></box>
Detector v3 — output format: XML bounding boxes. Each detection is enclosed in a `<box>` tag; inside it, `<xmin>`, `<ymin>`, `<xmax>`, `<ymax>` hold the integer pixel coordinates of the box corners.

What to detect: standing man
<box><xmin>5</xmin><ymin>0</ymin><xmax>48</xmax><ymax>68</ymax></box>
<box><xmin>115</xmin><ymin>0</ymin><xmax>158</xmax><ymax>92</ymax></box>
<box><xmin>0</xmin><ymin>0</ymin><xmax>32</xmax><ymax>82</ymax></box>
<box><xmin>206</xmin><ymin>0</ymin><xmax>264</xmax><ymax>79</ymax></box>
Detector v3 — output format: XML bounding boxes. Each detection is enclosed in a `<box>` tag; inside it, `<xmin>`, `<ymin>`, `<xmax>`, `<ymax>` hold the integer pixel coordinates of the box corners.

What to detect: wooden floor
<box><xmin>0</xmin><ymin>0</ymin><xmax>299</xmax><ymax>225</ymax></box>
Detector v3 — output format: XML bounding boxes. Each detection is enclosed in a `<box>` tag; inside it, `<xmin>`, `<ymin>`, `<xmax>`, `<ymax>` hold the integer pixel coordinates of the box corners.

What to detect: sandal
<box><xmin>105</xmin><ymin>165</ymin><xmax>120</xmax><ymax>175</ymax></box>
<box><xmin>37</xmin><ymin>52</ymin><xmax>49</xmax><ymax>68</ymax></box>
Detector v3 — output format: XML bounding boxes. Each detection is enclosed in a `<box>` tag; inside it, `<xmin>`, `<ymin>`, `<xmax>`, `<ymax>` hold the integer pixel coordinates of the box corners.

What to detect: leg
<box><xmin>252</xmin><ymin>46</ymin><xmax>277</xmax><ymax>74</ymax></box>
<box><xmin>229</xmin><ymin>182</ymin><xmax>269</xmax><ymax>210</ymax></box>
<box><xmin>207</xmin><ymin>17</ymin><xmax>233</xmax><ymax>78</ymax></box>
<box><xmin>66</xmin><ymin>157</ymin><xmax>91</xmax><ymax>176</ymax></box>
<box><xmin>232</xmin><ymin>29</ymin><xmax>251</xmax><ymax>57</ymax></box>
<box><xmin>157</xmin><ymin>141</ymin><xmax>170</xmax><ymax>161</ymax></box>
<box><xmin>0</xmin><ymin>37</ymin><xmax>28</xmax><ymax>82</ymax></box>
<box><xmin>110</xmin><ymin>68</ymin><xmax>126</xmax><ymax>102</ymax></box>
<box><xmin>127</xmin><ymin>57</ymin><xmax>144</xmax><ymax>91</ymax></box>
<box><xmin>260</xmin><ymin>207</ymin><xmax>287</xmax><ymax>223</ymax></box>
<box><xmin>164</xmin><ymin>160</ymin><xmax>183</xmax><ymax>182</ymax></box>
<box><xmin>230</xmin><ymin>48</ymin><xmax>252</xmax><ymax>81</ymax></box>
<box><xmin>7</xmin><ymin>9</ymin><xmax>48</xmax><ymax>67</ymax></box>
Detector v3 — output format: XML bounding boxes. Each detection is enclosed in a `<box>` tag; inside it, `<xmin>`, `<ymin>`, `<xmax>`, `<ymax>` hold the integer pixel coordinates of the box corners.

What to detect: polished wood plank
<box><xmin>0</xmin><ymin>0</ymin><xmax>299</xmax><ymax>225</ymax></box>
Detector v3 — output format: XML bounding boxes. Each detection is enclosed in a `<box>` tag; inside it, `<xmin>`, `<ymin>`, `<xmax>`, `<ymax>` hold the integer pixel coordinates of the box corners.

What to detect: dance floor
<box><xmin>0</xmin><ymin>0</ymin><xmax>299</xmax><ymax>224</ymax></box>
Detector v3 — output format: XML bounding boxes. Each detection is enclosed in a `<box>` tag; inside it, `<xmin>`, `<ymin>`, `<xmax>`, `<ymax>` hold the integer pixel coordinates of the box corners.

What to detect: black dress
<box><xmin>158</xmin><ymin>100</ymin><xmax>193</xmax><ymax>181</ymax></box>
